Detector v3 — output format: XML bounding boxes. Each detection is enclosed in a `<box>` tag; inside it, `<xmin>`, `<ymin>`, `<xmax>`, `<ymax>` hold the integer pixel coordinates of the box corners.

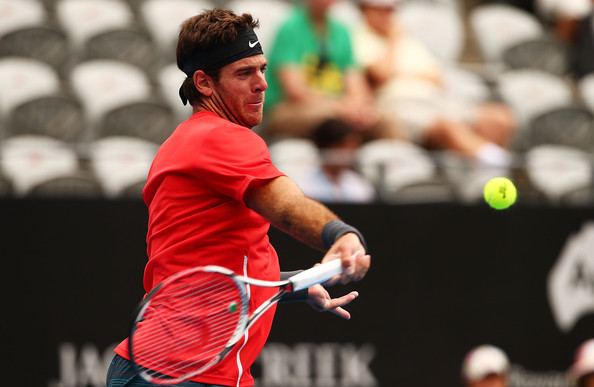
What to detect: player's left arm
<box><xmin>245</xmin><ymin>176</ymin><xmax>370</xmax><ymax>283</ymax></box>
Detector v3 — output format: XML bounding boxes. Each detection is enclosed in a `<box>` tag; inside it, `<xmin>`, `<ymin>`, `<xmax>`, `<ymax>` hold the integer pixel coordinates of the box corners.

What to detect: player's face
<box><xmin>211</xmin><ymin>54</ymin><xmax>268</xmax><ymax>128</ymax></box>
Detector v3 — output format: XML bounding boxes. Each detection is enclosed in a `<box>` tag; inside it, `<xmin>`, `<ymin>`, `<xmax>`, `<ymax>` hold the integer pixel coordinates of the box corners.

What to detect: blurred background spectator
<box><xmin>533</xmin><ymin>0</ymin><xmax>592</xmax><ymax>43</ymax></box>
<box><xmin>461</xmin><ymin>344</ymin><xmax>511</xmax><ymax>387</ymax></box>
<box><xmin>353</xmin><ymin>0</ymin><xmax>516</xmax><ymax>168</ymax></box>
<box><xmin>291</xmin><ymin>118</ymin><xmax>376</xmax><ymax>202</ymax></box>
<box><xmin>262</xmin><ymin>0</ymin><xmax>404</xmax><ymax>143</ymax></box>
<box><xmin>567</xmin><ymin>1</ymin><xmax>594</xmax><ymax>79</ymax></box>
<box><xmin>570</xmin><ymin>338</ymin><xmax>594</xmax><ymax>387</ymax></box>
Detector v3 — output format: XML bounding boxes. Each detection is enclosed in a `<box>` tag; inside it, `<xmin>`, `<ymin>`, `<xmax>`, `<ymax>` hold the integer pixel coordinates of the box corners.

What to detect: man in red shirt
<box><xmin>107</xmin><ymin>8</ymin><xmax>370</xmax><ymax>387</ymax></box>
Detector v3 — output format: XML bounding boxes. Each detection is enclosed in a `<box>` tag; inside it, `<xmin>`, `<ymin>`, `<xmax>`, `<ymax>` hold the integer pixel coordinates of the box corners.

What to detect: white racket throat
<box><xmin>289</xmin><ymin>259</ymin><xmax>343</xmax><ymax>291</ymax></box>
<box><xmin>218</xmin><ymin>259</ymin><xmax>343</xmax><ymax>291</ymax></box>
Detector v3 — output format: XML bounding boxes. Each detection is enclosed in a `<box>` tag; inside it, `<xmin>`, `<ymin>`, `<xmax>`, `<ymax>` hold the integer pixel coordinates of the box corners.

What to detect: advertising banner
<box><xmin>2</xmin><ymin>200</ymin><xmax>593</xmax><ymax>386</ymax></box>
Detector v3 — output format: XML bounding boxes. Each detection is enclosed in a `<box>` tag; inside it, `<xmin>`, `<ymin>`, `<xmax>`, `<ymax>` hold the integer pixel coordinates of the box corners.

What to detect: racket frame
<box><xmin>129</xmin><ymin>265</ymin><xmax>251</xmax><ymax>385</ymax></box>
<box><xmin>129</xmin><ymin>259</ymin><xmax>343</xmax><ymax>384</ymax></box>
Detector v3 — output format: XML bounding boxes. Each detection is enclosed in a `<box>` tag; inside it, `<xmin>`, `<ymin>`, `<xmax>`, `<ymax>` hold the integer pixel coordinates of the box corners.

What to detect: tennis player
<box><xmin>106</xmin><ymin>8</ymin><xmax>370</xmax><ymax>387</ymax></box>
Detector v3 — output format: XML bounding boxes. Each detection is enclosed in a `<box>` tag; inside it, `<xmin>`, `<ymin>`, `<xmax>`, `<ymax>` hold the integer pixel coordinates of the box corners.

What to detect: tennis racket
<box><xmin>128</xmin><ymin>259</ymin><xmax>344</xmax><ymax>385</ymax></box>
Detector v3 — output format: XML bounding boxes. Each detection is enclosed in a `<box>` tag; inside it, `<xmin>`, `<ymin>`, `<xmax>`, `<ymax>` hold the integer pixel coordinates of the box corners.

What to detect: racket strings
<box><xmin>134</xmin><ymin>282</ymin><xmax>242</xmax><ymax>375</ymax></box>
<box><xmin>137</xmin><ymin>292</ymin><xmax>238</xmax><ymax>367</ymax></box>
<box><xmin>131</xmin><ymin>271</ymin><xmax>245</xmax><ymax>380</ymax></box>
<box><xmin>137</xmin><ymin>296</ymin><xmax>233</xmax><ymax>366</ymax></box>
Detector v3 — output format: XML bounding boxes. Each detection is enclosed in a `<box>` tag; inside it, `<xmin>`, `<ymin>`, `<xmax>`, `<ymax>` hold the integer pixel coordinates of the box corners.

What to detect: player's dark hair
<box><xmin>177</xmin><ymin>9</ymin><xmax>260</xmax><ymax>106</ymax></box>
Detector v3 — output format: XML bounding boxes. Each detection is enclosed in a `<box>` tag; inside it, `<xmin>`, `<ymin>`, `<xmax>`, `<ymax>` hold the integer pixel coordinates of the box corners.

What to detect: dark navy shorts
<box><xmin>106</xmin><ymin>354</ymin><xmax>226</xmax><ymax>387</ymax></box>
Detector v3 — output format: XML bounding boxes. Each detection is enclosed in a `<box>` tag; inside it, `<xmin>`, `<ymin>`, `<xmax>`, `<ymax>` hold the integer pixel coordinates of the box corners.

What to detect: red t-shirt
<box><xmin>115</xmin><ymin>111</ymin><xmax>285</xmax><ymax>386</ymax></box>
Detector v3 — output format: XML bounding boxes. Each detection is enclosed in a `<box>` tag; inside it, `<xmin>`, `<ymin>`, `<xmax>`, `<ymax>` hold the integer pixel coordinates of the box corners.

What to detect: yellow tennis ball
<box><xmin>483</xmin><ymin>177</ymin><xmax>517</xmax><ymax>210</ymax></box>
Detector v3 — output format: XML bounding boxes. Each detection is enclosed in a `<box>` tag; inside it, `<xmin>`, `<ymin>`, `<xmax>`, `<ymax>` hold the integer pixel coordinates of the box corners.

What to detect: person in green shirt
<box><xmin>263</xmin><ymin>0</ymin><xmax>403</xmax><ymax>142</ymax></box>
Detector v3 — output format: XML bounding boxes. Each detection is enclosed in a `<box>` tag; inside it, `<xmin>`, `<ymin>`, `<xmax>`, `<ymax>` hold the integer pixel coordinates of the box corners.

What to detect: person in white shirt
<box><xmin>353</xmin><ymin>0</ymin><xmax>517</xmax><ymax>168</ymax></box>
<box><xmin>570</xmin><ymin>338</ymin><xmax>594</xmax><ymax>387</ymax></box>
<box><xmin>461</xmin><ymin>345</ymin><xmax>510</xmax><ymax>387</ymax></box>
<box><xmin>535</xmin><ymin>0</ymin><xmax>592</xmax><ymax>42</ymax></box>
<box><xmin>293</xmin><ymin>118</ymin><xmax>376</xmax><ymax>203</ymax></box>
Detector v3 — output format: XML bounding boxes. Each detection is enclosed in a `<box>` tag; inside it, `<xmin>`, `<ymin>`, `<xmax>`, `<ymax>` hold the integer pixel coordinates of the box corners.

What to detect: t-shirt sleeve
<box><xmin>196</xmin><ymin>126</ymin><xmax>284</xmax><ymax>202</ymax></box>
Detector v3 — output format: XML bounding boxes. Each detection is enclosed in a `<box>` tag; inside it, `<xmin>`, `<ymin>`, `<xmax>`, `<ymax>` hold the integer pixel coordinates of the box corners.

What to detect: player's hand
<box><xmin>322</xmin><ymin>233</ymin><xmax>370</xmax><ymax>285</ymax></box>
<box><xmin>307</xmin><ymin>285</ymin><xmax>359</xmax><ymax>320</ymax></box>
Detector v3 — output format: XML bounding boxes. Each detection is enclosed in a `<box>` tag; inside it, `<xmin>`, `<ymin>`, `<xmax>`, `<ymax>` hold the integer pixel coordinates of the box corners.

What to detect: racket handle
<box><xmin>290</xmin><ymin>259</ymin><xmax>343</xmax><ymax>291</ymax></box>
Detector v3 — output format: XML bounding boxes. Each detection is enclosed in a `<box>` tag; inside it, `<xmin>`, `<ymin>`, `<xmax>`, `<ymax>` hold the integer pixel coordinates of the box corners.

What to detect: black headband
<box><xmin>179</xmin><ymin>27</ymin><xmax>263</xmax><ymax>105</ymax></box>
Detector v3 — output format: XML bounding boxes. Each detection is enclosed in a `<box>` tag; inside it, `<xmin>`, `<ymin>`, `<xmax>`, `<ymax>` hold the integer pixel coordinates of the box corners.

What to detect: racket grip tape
<box><xmin>289</xmin><ymin>259</ymin><xmax>343</xmax><ymax>291</ymax></box>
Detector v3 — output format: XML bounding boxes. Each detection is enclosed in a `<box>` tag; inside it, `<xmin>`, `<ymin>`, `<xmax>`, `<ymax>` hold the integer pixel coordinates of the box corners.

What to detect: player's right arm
<box><xmin>244</xmin><ymin>176</ymin><xmax>370</xmax><ymax>283</ymax></box>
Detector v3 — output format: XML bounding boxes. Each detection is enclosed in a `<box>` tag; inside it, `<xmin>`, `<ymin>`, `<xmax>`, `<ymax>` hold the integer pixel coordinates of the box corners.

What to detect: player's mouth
<box><xmin>247</xmin><ymin>100</ymin><xmax>264</xmax><ymax>109</ymax></box>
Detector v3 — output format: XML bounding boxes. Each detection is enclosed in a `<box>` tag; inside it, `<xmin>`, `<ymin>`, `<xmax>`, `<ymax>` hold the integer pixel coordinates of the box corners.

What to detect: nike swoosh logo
<box><xmin>249</xmin><ymin>40</ymin><xmax>259</xmax><ymax>48</ymax></box>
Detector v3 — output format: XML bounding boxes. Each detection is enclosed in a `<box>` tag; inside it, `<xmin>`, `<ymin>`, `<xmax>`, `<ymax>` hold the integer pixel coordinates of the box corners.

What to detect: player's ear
<box><xmin>193</xmin><ymin>70</ymin><xmax>213</xmax><ymax>97</ymax></box>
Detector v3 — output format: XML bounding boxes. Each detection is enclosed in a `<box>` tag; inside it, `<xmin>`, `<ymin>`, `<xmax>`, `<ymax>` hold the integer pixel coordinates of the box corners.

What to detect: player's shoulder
<box><xmin>199</xmin><ymin>116</ymin><xmax>266</xmax><ymax>149</ymax></box>
<box><xmin>178</xmin><ymin>111</ymin><xmax>245</xmax><ymax>134</ymax></box>
<box><xmin>174</xmin><ymin>111</ymin><xmax>265</xmax><ymax>144</ymax></box>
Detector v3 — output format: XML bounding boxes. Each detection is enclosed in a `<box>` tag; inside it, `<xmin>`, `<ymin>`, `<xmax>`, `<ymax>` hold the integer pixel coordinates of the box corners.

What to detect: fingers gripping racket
<box><xmin>128</xmin><ymin>259</ymin><xmax>343</xmax><ymax>385</ymax></box>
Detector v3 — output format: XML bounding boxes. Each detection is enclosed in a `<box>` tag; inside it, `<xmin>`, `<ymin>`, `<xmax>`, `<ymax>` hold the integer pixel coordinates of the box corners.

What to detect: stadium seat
<box><xmin>397</xmin><ymin>1</ymin><xmax>465</xmax><ymax>64</ymax></box>
<box><xmin>83</xmin><ymin>27</ymin><xmax>159</xmax><ymax>76</ymax></box>
<box><xmin>0</xmin><ymin>135</ymin><xmax>80</xmax><ymax>196</ymax></box>
<box><xmin>502</xmin><ymin>38</ymin><xmax>569</xmax><ymax>76</ymax></box>
<box><xmin>439</xmin><ymin>151</ymin><xmax>512</xmax><ymax>204</ymax></box>
<box><xmin>526</xmin><ymin>105</ymin><xmax>594</xmax><ymax>152</ymax></box>
<box><xmin>496</xmin><ymin>69</ymin><xmax>573</xmax><ymax>128</ymax></box>
<box><xmin>68</xmin><ymin>59</ymin><xmax>152</xmax><ymax>131</ymax></box>
<box><xmin>381</xmin><ymin>176</ymin><xmax>456</xmax><ymax>204</ymax></box>
<box><xmin>0</xmin><ymin>174</ymin><xmax>13</xmax><ymax>197</ymax></box>
<box><xmin>121</xmin><ymin>0</ymin><xmax>145</xmax><ymax>14</ymax></box>
<box><xmin>119</xmin><ymin>178</ymin><xmax>146</xmax><ymax>199</ymax></box>
<box><xmin>5</xmin><ymin>94</ymin><xmax>87</xmax><ymax>144</ymax></box>
<box><xmin>559</xmin><ymin>185</ymin><xmax>594</xmax><ymax>206</ymax></box>
<box><xmin>140</xmin><ymin>0</ymin><xmax>214</xmax><ymax>62</ymax></box>
<box><xmin>0</xmin><ymin>25</ymin><xmax>71</xmax><ymax>75</ymax></box>
<box><xmin>157</xmin><ymin>63</ymin><xmax>193</xmax><ymax>124</ymax></box>
<box><xmin>525</xmin><ymin>145</ymin><xmax>593</xmax><ymax>203</ymax></box>
<box><xmin>0</xmin><ymin>0</ymin><xmax>46</xmax><ymax>37</ymax></box>
<box><xmin>88</xmin><ymin>136</ymin><xmax>158</xmax><ymax>198</ymax></box>
<box><xmin>470</xmin><ymin>3</ymin><xmax>544</xmax><ymax>65</ymax></box>
<box><xmin>226</xmin><ymin>0</ymin><xmax>292</xmax><ymax>53</ymax></box>
<box><xmin>55</xmin><ymin>0</ymin><xmax>134</xmax><ymax>50</ymax></box>
<box><xmin>268</xmin><ymin>137</ymin><xmax>320</xmax><ymax>182</ymax></box>
<box><xmin>355</xmin><ymin>139</ymin><xmax>447</xmax><ymax>202</ymax></box>
<box><xmin>27</xmin><ymin>171</ymin><xmax>104</xmax><ymax>198</ymax></box>
<box><xmin>0</xmin><ymin>55</ymin><xmax>88</xmax><ymax>196</ymax></box>
<box><xmin>97</xmin><ymin>100</ymin><xmax>176</xmax><ymax>145</ymax></box>
<box><xmin>0</xmin><ymin>57</ymin><xmax>61</xmax><ymax>117</ymax></box>
<box><xmin>578</xmin><ymin>73</ymin><xmax>594</xmax><ymax>113</ymax></box>
<box><xmin>442</xmin><ymin>65</ymin><xmax>492</xmax><ymax>102</ymax></box>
